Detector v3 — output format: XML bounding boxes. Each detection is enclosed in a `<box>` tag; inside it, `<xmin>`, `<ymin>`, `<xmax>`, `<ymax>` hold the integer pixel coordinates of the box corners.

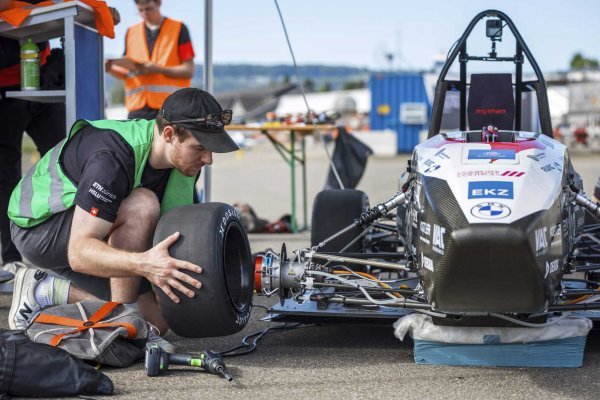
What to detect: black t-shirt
<box><xmin>59</xmin><ymin>125</ymin><xmax>171</xmax><ymax>222</ymax></box>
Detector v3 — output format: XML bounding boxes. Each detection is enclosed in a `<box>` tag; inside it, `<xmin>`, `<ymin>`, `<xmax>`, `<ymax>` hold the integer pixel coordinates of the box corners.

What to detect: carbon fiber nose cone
<box><xmin>427</xmin><ymin>223</ymin><xmax>549</xmax><ymax>313</ymax></box>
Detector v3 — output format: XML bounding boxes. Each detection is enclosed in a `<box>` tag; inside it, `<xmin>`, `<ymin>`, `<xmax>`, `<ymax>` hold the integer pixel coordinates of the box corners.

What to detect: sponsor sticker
<box><xmin>423</xmin><ymin>159</ymin><xmax>441</xmax><ymax>174</ymax></box>
<box><xmin>550</xmin><ymin>224</ymin><xmax>562</xmax><ymax>243</ymax></box>
<box><xmin>421</xmin><ymin>253</ymin><xmax>434</xmax><ymax>272</ymax></box>
<box><xmin>424</xmin><ymin>164</ymin><xmax>440</xmax><ymax>173</ymax></box>
<box><xmin>432</xmin><ymin>224</ymin><xmax>445</xmax><ymax>255</ymax></box>
<box><xmin>541</xmin><ymin>164</ymin><xmax>555</xmax><ymax>172</ymax></box>
<box><xmin>419</xmin><ymin>222</ymin><xmax>431</xmax><ymax>236</ymax></box>
<box><xmin>468</xmin><ymin>181</ymin><xmax>514</xmax><ymax>199</ymax></box>
<box><xmin>470</xmin><ymin>202</ymin><xmax>511</xmax><ymax>219</ymax></box>
<box><xmin>457</xmin><ymin>170</ymin><xmax>501</xmax><ymax>177</ymax></box>
<box><xmin>468</xmin><ymin>149</ymin><xmax>516</xmax><ymax>160</ymax></box>
<box><xmin>535</xmin><ymin>227</ymin><xmax>548</xmax><ymax>255</ymax></box>
<box><xmin>527</xmin><ymin>153</ymin><xmax>546</xmax><ymax>162</ymax></box>
<box><xmin>435</xmin><ymin>148</ymin><xmax>450</xmax><ymax>160</ymax></box>
<box><xmin>544</xmin><ymin>259</ymin><xmax>560</xmax><ymax>278</ymax></box>
<box><xmin>457</xmin><ymin>170</ymin><xmax>525</xmax><ymax>178</ymax></box>
<box><xmin>501</xmin><ymin>170</ymin><xmax>525</xmax><ymax>177</ymax></box>
<box><xmin>553</xmin><ymin>161</ymin><xmax>562</xmax><ymax>172</ymax></box>
<box><xmin>474</xmin><ymin>108</ymin><xmax>507</xmax><ymax>116</ymax></box>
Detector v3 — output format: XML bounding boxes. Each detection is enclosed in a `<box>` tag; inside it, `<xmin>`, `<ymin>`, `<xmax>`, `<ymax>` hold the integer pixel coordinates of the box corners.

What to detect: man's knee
<box><xmin>118</xmin><ymin>188</ymin><xmax>160</xmax><ymax>225</ymax></box>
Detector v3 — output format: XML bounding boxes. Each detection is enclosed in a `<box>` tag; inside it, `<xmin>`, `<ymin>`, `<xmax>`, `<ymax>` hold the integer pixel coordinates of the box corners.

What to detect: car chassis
<box><xmin>254</xmin><ymin>10</ymin><xmax>600</xmax><ymax>328</ymax></box>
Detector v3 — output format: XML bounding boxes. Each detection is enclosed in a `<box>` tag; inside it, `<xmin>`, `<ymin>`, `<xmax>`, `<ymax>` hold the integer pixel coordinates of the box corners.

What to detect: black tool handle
<box><xmin>169</xmin><ymin>353</ymin><xmax>193</xmax><ymax>366</ymax></box>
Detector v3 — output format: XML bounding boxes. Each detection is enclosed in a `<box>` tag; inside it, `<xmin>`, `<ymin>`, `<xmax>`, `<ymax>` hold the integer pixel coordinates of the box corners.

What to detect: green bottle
<box><xmin>21</xmin><ymin>38</ymin><xmax>40</xmax><ymax>91</ymax></box>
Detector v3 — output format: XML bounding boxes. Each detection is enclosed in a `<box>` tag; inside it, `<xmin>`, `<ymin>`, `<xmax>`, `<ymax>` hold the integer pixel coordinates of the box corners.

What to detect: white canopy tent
<box><xmin>275</xmin><ymin>88</ymin><xmax>370</xmax><ymax>116</ymax></box>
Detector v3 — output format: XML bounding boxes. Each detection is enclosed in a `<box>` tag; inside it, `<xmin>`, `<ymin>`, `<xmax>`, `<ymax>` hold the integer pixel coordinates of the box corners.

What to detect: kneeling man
<box><xmin>8</xmin><ymin>88</ymin><xmax>237</xmax><ymax>348</ymax></box>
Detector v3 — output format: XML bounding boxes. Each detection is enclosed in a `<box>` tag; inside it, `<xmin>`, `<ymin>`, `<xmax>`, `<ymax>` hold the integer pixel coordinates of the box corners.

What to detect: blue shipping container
<box><xmin>369</xmin><ymin>73</ymin><xmax>430</xmax><ymax>153</ymax></box>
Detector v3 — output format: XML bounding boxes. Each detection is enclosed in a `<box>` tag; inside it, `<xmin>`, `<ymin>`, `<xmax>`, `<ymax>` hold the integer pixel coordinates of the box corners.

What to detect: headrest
<box><xmin>467</xmin><ymin>74</ymin><xmax>515</xmax><ymax>130</ymax></box>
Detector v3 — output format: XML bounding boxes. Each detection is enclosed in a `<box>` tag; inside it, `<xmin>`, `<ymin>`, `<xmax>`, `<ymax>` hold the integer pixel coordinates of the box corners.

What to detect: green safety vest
<box><xmin>8</xmin><ymin>119</ymin><xmax>196</xmax><ymax>228</ymax></box>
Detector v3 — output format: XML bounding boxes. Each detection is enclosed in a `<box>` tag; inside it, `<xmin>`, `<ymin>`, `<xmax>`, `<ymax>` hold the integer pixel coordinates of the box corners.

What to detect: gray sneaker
<box><xmin>9</xmin><ymin>268</ymin><xmax>47</xmax><ymax>330</ymax></box>
<box><xmin>147</xmin><ymin>323</ymin><xmax>176</xmax><ymax>354</ymax></box>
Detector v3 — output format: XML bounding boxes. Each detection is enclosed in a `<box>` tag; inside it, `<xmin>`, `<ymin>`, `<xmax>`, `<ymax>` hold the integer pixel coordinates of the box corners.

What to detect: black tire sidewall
<box><xmin>311</xmin><ymin>189</ymin><xmax>369</xmax><ymax>252</ymax></box>
<box><xmin>153</xmin><ymin>203</ymin><xmax>253</xmax><ymax>338</ymax></box>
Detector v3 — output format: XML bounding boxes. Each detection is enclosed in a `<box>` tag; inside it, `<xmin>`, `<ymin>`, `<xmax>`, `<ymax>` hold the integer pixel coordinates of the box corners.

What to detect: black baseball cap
<box><xmin>159</xmin><ymin>88</ymin><xmax>239</xmax><ymax>153</ymax></box>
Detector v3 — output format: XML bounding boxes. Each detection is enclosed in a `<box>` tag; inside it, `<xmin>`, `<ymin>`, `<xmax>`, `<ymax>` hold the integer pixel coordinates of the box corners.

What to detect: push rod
<box><xmin>549</xmin><ymin>303</ymin><xmax>600</xmax><ymax>311</ymax></box>
<box><xmin>310</xmin><ymin>253</ymin><xmax>409</xmax><ymax>271</ymax></box>
<box><xmin>312</xmin><ymin>282</ymin><xmax>419</xmax><ymax>296</ymax></box>
<box><xmin>301</xmin><ymin>295</ymin><xmax>431</xmax><ymax>310</ymax></box>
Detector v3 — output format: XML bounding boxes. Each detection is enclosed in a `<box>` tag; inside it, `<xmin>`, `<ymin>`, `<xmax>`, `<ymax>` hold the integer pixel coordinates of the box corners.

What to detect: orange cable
<box><xmin>333</xmin><ymin>270</ymin><xmax>402</xmax><ymax>298</ymax></box>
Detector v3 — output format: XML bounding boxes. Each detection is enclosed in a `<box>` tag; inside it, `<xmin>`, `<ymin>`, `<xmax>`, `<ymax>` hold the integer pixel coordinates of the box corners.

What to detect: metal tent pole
<box><xmin>202</xmin><ymin>0</ymin><xmax>213</xmax><ymax>202</ymax></box>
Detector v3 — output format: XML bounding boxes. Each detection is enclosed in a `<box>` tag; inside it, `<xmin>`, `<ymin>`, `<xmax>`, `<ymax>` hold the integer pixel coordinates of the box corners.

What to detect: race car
<box><xmin>252</xmin><ymin>10</ymin><xmax>600</xmax><ymax>328</ymax></box>
<box><xmin>149</xmin><ymin>10</ymin><xmax>600</xmax><ymax>339</ymax></box>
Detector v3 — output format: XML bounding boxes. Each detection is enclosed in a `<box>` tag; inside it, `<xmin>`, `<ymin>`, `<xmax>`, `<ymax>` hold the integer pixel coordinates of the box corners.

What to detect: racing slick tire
<box><xmin>311</xmin><ymin>189</ymin><xmax>369</xmax><ymax>253</ymax></box>
<box><xmin>153</xmin><ymin>203</ymin><xmax>253</xmax><ymax>338</ymax></box>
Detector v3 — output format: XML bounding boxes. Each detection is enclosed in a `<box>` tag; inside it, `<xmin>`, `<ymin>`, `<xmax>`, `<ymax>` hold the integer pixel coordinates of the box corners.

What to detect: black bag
<box><xmin>233</xmin><ymin>203</ymin><xmax>269</xmax><ymax>233</ymax></box>
<box><xmin>325</xmin><ymin>127</ymin><xmax>373</xmax><ymax>190</ymax></box>
<box><xmin>0</xmin><ymin>329</ymin><xmax>114</xmax><ymax>398</ymax></box>
<box><xmin>40</xmin><ymin>47</ymin><xmax>65</xmax><ymax>90</ymax></box>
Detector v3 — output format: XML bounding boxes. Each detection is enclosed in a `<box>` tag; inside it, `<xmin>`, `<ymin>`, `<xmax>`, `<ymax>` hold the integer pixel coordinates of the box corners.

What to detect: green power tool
<box><xmin>144</xmin><ymin>343</ymin><xmax>233</xmax><ymax>382</ymax></box>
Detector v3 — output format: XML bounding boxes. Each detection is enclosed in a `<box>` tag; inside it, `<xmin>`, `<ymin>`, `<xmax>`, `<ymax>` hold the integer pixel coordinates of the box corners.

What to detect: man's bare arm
<box><xmin>68</xmin><ymin>205</ymin><xmax>202</xmax><ymax>303</ymax></box>
<box><xmin>140</xmin><ymin>59</ymin><xmax>195</xmax><ymax>79</ymax></box>
<box><xmin>104</xmin><ymin>60</ymin><xmax>128</xmax><ymax>80</ymax></box>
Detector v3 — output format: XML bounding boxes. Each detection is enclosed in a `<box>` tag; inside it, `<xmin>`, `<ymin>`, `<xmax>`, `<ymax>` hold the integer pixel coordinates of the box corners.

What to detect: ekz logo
<box><xmin>468</xmin><ymin>181</ymin><xmax>514</xmax><ymax>199</ymax></box>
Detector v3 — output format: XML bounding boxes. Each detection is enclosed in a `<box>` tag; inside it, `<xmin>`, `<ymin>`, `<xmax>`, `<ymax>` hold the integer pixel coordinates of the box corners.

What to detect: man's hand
<box><xmin>69</xmin><ymin>206</ymin><xmax>202</xmax><ymax>304</ymax></box>
<box><xmin>139</xmin><ymin>61</ymin><xmax>162</xmax><ymax>75</ymax></box>
<box><xmin>104</xmin><ymin>59</ymin><xmax>127</xmax><ymax>79</ymax></box>
<box><xmin>104</xmin><ymin>59</ymin><xmax>114</xmax><ymax>73</ymax></box>
<box><xmin>140</xmin><ymin>232</ymin><xmax>203</xmax><ymax>303</ymax></box>
<box><xmin>138</xmin><ymin>60</ymin><xmax>194</xmax><ymax>78</ymax></box>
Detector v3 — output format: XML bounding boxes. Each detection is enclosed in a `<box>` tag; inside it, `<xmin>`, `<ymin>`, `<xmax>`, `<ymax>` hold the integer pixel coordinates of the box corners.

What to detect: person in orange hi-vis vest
<box><xmin>105</xmin><ymin>0</ymin><xmax>195</xmax><ymax>120</ymax></box>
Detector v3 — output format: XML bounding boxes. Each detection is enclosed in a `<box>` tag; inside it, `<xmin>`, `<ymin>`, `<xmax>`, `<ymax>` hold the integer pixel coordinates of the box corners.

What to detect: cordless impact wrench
<box><xmin>144</xmin><ymin>343</ymin><xmax>234</xmax><ymax>382</ymax></box>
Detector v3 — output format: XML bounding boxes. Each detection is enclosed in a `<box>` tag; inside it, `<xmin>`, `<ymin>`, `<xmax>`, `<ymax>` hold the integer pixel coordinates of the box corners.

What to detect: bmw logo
<box><xmin>471</xmin><ymin>202</ymin><xmax>511</xmax><ymax>219</ymax></box>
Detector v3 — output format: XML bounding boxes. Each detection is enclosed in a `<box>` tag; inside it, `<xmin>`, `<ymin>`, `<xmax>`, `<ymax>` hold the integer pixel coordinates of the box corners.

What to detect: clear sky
<box><xmin>103</xmin><ymin>0</ymin><xmax>600</xmax><ymax>73</ymax></box>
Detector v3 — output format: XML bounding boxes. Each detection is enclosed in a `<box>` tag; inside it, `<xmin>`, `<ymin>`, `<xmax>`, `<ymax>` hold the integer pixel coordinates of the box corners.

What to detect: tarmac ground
<box><xmin>2</xmin><ymin>140</ymin><xmax>600</xmax><ymax>399</ymax></box>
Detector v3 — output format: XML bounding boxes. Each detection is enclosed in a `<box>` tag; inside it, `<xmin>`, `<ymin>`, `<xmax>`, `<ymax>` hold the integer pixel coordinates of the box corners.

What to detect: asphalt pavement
<box><xmin>2</xmin><ymin>142</ymin><xmax>600</xmax><ymax>399</ymax></box>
